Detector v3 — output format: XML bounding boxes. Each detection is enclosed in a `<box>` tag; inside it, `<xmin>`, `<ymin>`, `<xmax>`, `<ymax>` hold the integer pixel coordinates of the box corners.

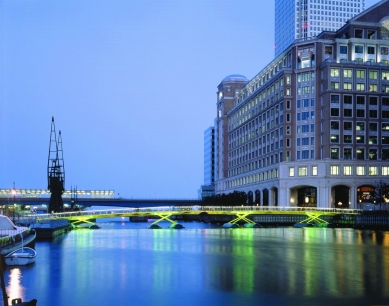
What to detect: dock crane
<box><xmin>47</xmin><ymin>117</ymin><xmax>65</xmax><ymax>213</ymax></box>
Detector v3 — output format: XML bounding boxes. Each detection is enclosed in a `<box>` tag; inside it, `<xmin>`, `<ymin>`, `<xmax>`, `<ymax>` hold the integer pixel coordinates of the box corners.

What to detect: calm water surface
<box><xmin>2</xmin><ymin>221</ymin><xmax>389</xmax><ymax>306</ymax></box>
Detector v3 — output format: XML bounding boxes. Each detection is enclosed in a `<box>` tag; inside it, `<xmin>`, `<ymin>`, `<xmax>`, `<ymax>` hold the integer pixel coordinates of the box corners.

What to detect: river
<box><xmin>1</xmin><ymin>220</ymin><xmax>389</xmax><ymax>306</ymax></box>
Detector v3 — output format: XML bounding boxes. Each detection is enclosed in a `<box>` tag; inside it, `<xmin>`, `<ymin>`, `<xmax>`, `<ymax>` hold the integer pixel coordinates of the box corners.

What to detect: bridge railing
<box><xmin>21</xmin><ymin>206</ymin><xmax>362</xmax><ymax>222</ymax></box>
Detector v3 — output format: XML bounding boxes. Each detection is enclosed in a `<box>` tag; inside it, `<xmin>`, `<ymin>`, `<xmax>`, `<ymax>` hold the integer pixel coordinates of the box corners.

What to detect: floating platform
<box><xmin>31</xmin><ymin>220</ymin><xmax>72</xmax><ymax>238</ymax></box>
<box><xmin>244</xmin><ymin>223</ymin><xmax>262</xmax><ymax>228</ymax></box>
<box><xmin>169</xmin><ymin>223</ymin><xmax>184</xmax><ymax>229</ymax></box>
<box><xmin>147</xmin><ymin>224</ymin><xmax>162</xmax><ymax>229</ymax></box>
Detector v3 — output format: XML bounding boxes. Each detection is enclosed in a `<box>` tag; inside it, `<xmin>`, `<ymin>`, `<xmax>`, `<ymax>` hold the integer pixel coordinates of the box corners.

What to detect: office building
<box><xmin>200</xmin><ymin>126</ymin><xmax>216</xmax><ymax>199</ymax></box>
<box><xmin>275</xmin><ymin>0</ymin><xmax>365</xmax><ymax>57</ymax></box>
<box><xmin>215</xmin><ymin>0</ymin><xmax>389</xmax><ymax>209</ymax></box>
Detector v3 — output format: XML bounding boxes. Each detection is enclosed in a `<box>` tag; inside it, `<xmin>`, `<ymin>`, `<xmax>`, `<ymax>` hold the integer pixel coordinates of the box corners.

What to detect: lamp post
<box><xmin>11</xmin><ymin>183</ymin><xmax>16</xmax><ymax>223</ymax></box>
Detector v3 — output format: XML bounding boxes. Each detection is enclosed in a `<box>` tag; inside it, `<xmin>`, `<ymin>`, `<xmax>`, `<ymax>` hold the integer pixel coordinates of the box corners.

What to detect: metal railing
<box><xmin>20</xmin><ymin>206</ymin><xmax>363</xmax><ymax>223</ymax></box>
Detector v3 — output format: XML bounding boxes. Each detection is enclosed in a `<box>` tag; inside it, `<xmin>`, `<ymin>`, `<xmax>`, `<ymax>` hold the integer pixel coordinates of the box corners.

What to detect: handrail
<box><xmin>20</xmin><ymin>206</ymin><xmax>363</xmax><ymax>222</ymax></box>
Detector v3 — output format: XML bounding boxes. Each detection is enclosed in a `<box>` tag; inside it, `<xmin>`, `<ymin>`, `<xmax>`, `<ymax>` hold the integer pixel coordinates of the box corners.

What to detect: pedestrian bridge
<box><xmin>22</xmin><ymin>206</ymin><xmax>362</xmax><ymax>229</ymax></box>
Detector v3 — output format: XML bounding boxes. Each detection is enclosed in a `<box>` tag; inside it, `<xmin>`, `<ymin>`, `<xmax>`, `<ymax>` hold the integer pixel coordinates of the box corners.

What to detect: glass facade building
<box><xmin>275</xmin><ymin>0</ymin><xmax>365</xmax><ymax>57</ymax></box>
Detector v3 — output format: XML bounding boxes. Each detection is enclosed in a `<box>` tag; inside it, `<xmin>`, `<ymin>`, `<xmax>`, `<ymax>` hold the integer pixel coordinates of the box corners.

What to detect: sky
<box><xmin>0</xmin><ymin>0</ymin><xmax>381</xmax><ymax>199</ymax></box>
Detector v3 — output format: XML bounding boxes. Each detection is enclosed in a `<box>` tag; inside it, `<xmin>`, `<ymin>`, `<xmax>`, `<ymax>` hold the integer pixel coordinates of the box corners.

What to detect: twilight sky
<box><xmin>0</xmin><ymin>0</ymin><xmax>380</xmax><ymax>199</ymax></box>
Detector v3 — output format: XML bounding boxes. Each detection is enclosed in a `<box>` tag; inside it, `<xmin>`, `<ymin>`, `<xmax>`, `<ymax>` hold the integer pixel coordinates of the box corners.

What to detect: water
<box><xmin>2</xmin><ymin>221</ymin><xmax>389</xmax><ymax>306</ymax></box>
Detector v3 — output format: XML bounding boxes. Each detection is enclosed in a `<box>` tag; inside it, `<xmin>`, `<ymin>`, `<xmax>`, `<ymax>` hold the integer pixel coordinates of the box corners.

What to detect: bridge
<box><xmin>0</xmin><ymin>188</ymin><xmax>201</xmax><ymax>208</ymax></box>
<box><xmin>20</xmin><ymin>206</ymin><xmax>363</xmax><ymax>229</ymax></box>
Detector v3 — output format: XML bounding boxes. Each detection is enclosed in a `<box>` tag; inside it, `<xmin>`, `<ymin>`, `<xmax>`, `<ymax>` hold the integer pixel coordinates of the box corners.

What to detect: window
<box><xmin>367</xmin><ymin>46</ymin><xmax>375</xmax><ymax>55</ymax></box>
<box><xmin>344</xmin><ymin>82</ymin><xmax>352</xmax><ymax>90</ymax></box>
<box><xmin>369</xmin><ymin>166</ymin><xmax>378</xmax><ymax>175</ymax></box>
<box><xmin>356</xmin><ymin>109</ymin><xmax>365</xmax><ymax>118</ymax></box>
<box><xmin>383</xmin><ymin>166</ymin><xmax>389</xmax><ymax>175</ymax></box>
<box><xmin>355</xmin><ymin>45</ymin><xmax>364</xmax><ymax>53</ymax></box>
<box><xmin>355</xmin><ymin>29</ymin><xmax>363</xmax><ymax>38</ymax></box>
<box><xmin>344</xmin><ymin>109</ymin><xmax>352</xmax><ymax>117</ymax></box>
<box><xmin>312</xmin><ymin>166</ymin><xmax>317</xmax><ymax>176</ymax></box>
<box><xmin>356</xmin><ymin>83</ymin><xmax>365</xmax><ymax>91</ymax></box>
<box><xmin>298</xmin><ymin>167</ymin><xmax>308</xmax><ymax>176</ymax></box>
<box><xmin>331</xmin><ymin>148</ymin><xmax>339</xmax><ymax>159</ymax></box>
<box><xmin>331</xmin><ymin>95</ymin><xmax>339</xmax><ymax>103</ymax></box>
<box><xmin>344</xmin><ymin>122</ymin><xmax>352</xmax><ymax>130</ymax></box>
<box><xmin>369</xmin><ymin>149</ymin><xmax>377</xmax><ymax>160</ymax></box>
<box><xmin>370</xmin><ymin>110</ymin><xmax>378</xmax><ymax>118</ymax></box>
<box><xmin>330</xmin><ymin>107</ymin><xmax>339</xmax><ymax>116</ymax></box>
<box><xmin>382</xmin><ymin>71</ymin><xmax>389</xmax><ymax>80</ymax></box>
<box><xmin>369</xmin><ymin>122</ymin><xmax>377</xmax><ymax>131</ymax></box>
<box><xmin>344</xmin><ymin>148</ymin><xmax>352</xmax><ymax>159</ymax></box>
<box><xmin>356</xmin><ymin>166</ymin><xmax>365</xmax><ymax>175</ymax></box>
<box><xmin>344</xmin><ymin>69</ymin><xmax>352</xmax><ymax>78</ymax></box>
<box><xmin>383</xmin><ymin>136</ymin><xmax>389</xmax><ymax>144</ymax></box>
<box><xmin>369</xmin><ymin>97</ymin><xmax>378</xmax><ymax>105</ymax></box>
<box><xmin>382</xmin><ymin>123</ymin><xmax>389</xmax><ymax>131</ymax></box>
<box><xmin>356</xmin><ymin>135</ymin><xmax>365</xmax><ymax>144</ymax></box>
<box><xmin>356</xmin><ymin>96</ymin><xmax>365</xmax><ymax>105</ymax></box>
<box><xmin>368</xmin><ymin>84</ymin><xmax>377</xmax><ymax>92</ymax></box>
<box><xmin>331</xmin><ymin>121</ymin><xmax>339</xmax><ymax>130</ymax></box>
<box><xmin>289</xmin><ymin>167</ymin><xmax>295</xmax><ymax>176</ymax></box>
<box><xmin>381</xmin><ymin>47</ymin><xmax>389</xmax><ymax>55</ymax></box>
<box><xmin>343</xmin><ymin>95</ymin><xmax>352</xmax><ymax>104</ymax></box>
<box><xmin>331</xmin><ymin>82</ymin><xmax>339</xmax><ymax>90</ymax></box>
<box><xmin>331</xmin><ymin>134</ymin><xmax>339</xmax><ymax>143</ymax></box>
<box><xmin>356</xmin><ymin>122</ymin><xmax>365</xmax><ymax>131</ymax></box>
<box><xmin>356</xmin><ymin>70</ymin><xmax>365</xmax><ymax>78</ymax></box>
<box><xmin>331</xmin><ymin>165</ymin><xmax>339</xmax><ymax>175</ymax></box>
<box><xmin>330</xmin><ymin>68</ymin><xmax>340</xmax><ymax>77</ymax></box>
<box><xmin>344</xmin><ymin>135</ymin><xmax>352</xmax><ymax>143</ymax></box>
<box><xmin>340</xmin><ymin>46</ymin><xmax>348</xmax><ymax>54</ymax></box>
<box><xmin>325</xmin><ymin>46</ymin><xmax>333</xmax><ymax>54</ymax></box>
<box><xmin>344</xmin><ymin>165</ymin><xmax>353</xmax><ymax>175</ymax></box>
<box><xmin>356</xmin><ymin>149</ymin><xmax>365</xmax><ymax>160</ymax></box>
<box><xmin>381</xmin><ymin>149</ymin><xmax>389</xmax><ymax>160</ymax></box>
<box><xmin>369</xmin><ymin>136</ymin><xmax>377</xmax><ymax>144</ymax></box>
<box><xmin>369</xmin><ymin>71</ymin><xmax>378</xmax><ymax>79</ymax></box>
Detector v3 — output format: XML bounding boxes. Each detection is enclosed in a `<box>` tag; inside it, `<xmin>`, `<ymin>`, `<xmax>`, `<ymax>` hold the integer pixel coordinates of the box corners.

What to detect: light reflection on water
<box><xmin>1</xmin><ymin>223</ymin><xmax>389</xmax><ymax>306</ymax></box>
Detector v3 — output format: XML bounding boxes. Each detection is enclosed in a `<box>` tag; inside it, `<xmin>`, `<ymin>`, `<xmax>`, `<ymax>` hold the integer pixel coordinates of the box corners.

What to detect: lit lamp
<box><xmin>305</xmin><ymin>196</ymin><xmax>309</xmax><ymax>204</ymax></box>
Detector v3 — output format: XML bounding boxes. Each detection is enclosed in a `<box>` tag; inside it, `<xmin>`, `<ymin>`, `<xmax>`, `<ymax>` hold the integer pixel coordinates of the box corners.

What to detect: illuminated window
<box><xmin>383</xmin><ymin>166</ymin><xmax>389</xmax><ymax>176</ymax></box>
<box><xmin>356</xmin><ymin>70</ymin><xmax>365</xmax><ymax>78</ymax></box>
<box><xmin>344</xmin><ymin>69</ymin><xmax>353</xmax><ymax>78</ymax></box>
<box><xmin>356</xmin><ymin>166</ymin><xmax>365</xmax><ymax>175</ymax></box>
<box><xmin>369</xmin><ymin>166</ymin><xmax>378</xmax><ymax>176</ymax></box>
<box><xmin>331</xmin><ymin>68</ymin><xmax>340</xmax><ymax>77</ymax></box>
<box><xmin>344</xmin><ymin>82</ymin><xmax>352</xmax><ymax>90</ymax></box>
<box><xmin>331</xmin><ymin>165</ymin><xmax>339</xmax><ymax>175</ymax></box>
<box><xmin>289</xmin><ymin>167</ymin><xmax>295</xmax><ymax>177</ymax></box>
<box><xmin>312</xmin><ymin>166</ymin><xmax>317</xmax><ymax>176</ymax></box>
<box><xmin>298</xmin><ymin>167</ymin><xmax>308</xmax><ymax>176</ymax></box>
<box><xmin>343</xmin><ymin>165</ymin><xmax>353</xmax><ymax>176</ymax></box>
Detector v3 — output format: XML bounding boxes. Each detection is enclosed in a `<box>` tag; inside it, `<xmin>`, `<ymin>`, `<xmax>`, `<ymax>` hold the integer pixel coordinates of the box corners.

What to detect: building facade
<box><xmin>275</xmin><ymin>0</ymin><xmax>365</xmax><ymax>57</ymax></box>
<box><xmin>200</xmin><ymin>126</ymin><xmax>216</xmax><ymax>199</ymax></box>
<box><xmin>215</xmin><ymin>0</ymin><xmax>389</xmax><ymax>209</ymax></box>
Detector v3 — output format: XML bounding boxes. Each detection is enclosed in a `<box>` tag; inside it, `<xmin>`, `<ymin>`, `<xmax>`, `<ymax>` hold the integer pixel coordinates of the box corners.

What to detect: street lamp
<box><xmin>11</xmin><ymin>183</ymin><xmax>16</xmax><ymax>223</ymax></box>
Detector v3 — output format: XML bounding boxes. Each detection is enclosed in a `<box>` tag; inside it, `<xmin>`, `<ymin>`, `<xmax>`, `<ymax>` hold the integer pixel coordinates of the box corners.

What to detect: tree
<box><xmin>374</xmin><ymin>180</ymin><xmax>388</xmax><ymax>211</ymax></box>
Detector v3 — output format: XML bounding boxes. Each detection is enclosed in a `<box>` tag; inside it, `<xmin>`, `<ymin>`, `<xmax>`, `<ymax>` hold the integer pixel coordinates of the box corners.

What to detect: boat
<box><xmin>4</xmin><ymin>246</ymin><xmax>36</xmax><ymax>266</ymax></box>
<box><xmin>0</xmin><ymin>215</ymin><xmax>36</xmax><ymax>256</ymax></box>
<box><xmin>4</xmin><ymin>232</ymin><xmax>36</xmax><ymax>266</ymax></box>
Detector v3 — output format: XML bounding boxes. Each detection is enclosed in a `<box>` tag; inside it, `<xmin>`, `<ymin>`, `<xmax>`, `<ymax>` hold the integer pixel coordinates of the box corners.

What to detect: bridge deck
<box><xmin>21</xmin><ymin>206</ymin><xmax>362</xmax><ymax>223</ymax></box>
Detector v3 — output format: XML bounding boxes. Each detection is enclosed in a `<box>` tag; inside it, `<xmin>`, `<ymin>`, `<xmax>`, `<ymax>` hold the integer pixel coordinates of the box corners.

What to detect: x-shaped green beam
<box><xmin>298</xmin><ymin>212</ymin><xmax>329</xmax><ymax>225</ymax></box>
<box><xmin>229</xmin><ymin>213</ymin><xmax>256</xmax><ymax>225</ymax></box>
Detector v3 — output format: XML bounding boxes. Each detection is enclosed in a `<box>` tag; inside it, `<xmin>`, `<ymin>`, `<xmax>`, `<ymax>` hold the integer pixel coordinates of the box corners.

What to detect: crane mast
<box><xmin>47</xmin><ymin>117</ymin><xmax>65</xmax><ymax>213</ymax></box>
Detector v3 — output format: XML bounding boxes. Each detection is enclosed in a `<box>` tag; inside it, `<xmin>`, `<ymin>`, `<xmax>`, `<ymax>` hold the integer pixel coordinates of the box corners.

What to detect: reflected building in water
<box><xmin>214</xmin><ymin>1</ymin><xmax>389</xmax><ymax>209</ymax></box>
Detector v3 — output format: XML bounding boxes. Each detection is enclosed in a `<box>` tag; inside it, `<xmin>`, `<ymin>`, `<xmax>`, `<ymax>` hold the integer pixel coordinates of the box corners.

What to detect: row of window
<box><xmin>330</xmin><ymin>108</ymin><xmax>389</xmax><ymax>118</ymax></box>
<box><xmin>330</xmin><ymin>68</ymin><xmax>389</xmax><ymax>79</ymax></box>
<box><xmin>227</xmin><ymin>168</ymin><xmax>279</xmax><ymax>188</ymax></box>
<box><xmin>330</xmin><ymin>148</ymin><xmax>389</xmax><ymax>160</ymax></box>
<box><xmin>289</xmin><ymin>165</ymin><xmax>389</xmax><ymax>177</ymax></box>
<box><xmin>330</xmin><ymin>121</ymin><xmax>389</xmax><ymax>132</ymax></box>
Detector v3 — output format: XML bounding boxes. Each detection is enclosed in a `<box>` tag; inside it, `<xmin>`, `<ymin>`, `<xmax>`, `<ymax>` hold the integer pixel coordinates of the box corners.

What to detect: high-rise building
<box><xmin>215</xmin><ymin>0</ymin><xmax>389</xmax><ymax>209</ymax></box>
<box><xmin>275</xmin><ymin>0</ymin><xmax>365</xmax><ymax>57</ymax></box>
<box><xmin>199</xmin><ymin>126</ymin><xmax>216</xmax><ymax>199</ymax></box>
